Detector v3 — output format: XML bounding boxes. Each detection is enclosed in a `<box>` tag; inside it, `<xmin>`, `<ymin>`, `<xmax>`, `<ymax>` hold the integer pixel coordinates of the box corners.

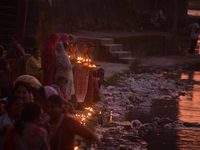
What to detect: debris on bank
<box><xmin>74</xmin><ymin>68</ymin><xmax>200</xmax><ymax>150</ymax></box>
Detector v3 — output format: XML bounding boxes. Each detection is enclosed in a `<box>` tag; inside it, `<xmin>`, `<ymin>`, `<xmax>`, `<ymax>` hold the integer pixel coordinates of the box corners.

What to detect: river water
<box><xmin>127</xmin><ymin>71</ymin><xmax>200</xmax><ymax>150</ymax></box>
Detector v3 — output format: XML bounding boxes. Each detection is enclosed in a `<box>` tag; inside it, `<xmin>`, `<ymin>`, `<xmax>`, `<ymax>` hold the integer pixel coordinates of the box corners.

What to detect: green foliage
<box><xmin>105</xmin><ymin>73</ymin><xmax>125</xmax><ymax>87</ymax></box>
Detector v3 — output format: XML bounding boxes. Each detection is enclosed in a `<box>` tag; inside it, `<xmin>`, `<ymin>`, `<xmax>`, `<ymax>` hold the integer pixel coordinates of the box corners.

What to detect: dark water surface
<box><xmin>126</xmin><ymin>71</ymin><xmax>200</xmax><ymax>150</ymax></box>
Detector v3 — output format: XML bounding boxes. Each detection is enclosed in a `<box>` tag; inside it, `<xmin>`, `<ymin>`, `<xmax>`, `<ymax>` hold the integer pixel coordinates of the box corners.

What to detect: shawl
<box><xmin>44</xmin><ymin>86</ymin><xmax>58</xmax><ymax>99</ymax></box>
<box><xmin>14</xmin><ymin>75</ymin><xmax>42</xmax><ymax>89</ymax></box>
<box><xmin>55</xmin><ymin>42</ymin><xmax>75</xmax><ymax>100</ymax></box>
<box><xmin>59</xmin><ymin>34</ymin><xmax>69</xmax><ymax>44</ymax></box>
<box><xmin>41</xmin><ymin>33</ymin><xmax>59</xmax><ymax>85</ymax></box>
<box><xmin>6</xmin><ymin>44</ymin><xmax>27</xmax><ymax>81</ymax></box>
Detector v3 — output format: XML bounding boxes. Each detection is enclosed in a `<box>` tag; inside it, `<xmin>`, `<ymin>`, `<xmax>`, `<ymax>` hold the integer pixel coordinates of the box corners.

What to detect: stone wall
<box><xmin>23</xmin><ymin>0</ymin><xmax>140</xmax><ymax>52</ymax></box>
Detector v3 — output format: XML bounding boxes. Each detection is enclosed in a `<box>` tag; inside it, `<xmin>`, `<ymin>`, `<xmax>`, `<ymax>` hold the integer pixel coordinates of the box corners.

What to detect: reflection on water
<box><xmin>126</xmin><ymin>71</ymin><xmax>200</xmax><ymax>149</ymax></box>
<box><xmin>179</xmin><ymin>71</ymin><xmax>200</xmax><ymax>123</ymax></box>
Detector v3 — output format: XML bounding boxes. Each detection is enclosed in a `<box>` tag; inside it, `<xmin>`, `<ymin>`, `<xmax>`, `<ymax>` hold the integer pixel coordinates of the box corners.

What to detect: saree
<box><xmin>6</xmin><ymin>45</ymin><xmax>26</xmax><ymax>82</ymax></box>
<box><xmin>41</xmin><ymin>33</ymin><xmax>59</xmax><ymax>85</ymax></box>
<box><xmin>55</xmin><ymin>42</ymin><xmax>75</xmax><ymax>100</ymax></box>
<box><xmin>49</xmin><ymin>114</ymin><xmax>94</xmax><ymax>150</ymax></box>
<box><xmin>75</xmin><ymin>53</ymin><xmax>89</xmax><ymax>103</ymax></box>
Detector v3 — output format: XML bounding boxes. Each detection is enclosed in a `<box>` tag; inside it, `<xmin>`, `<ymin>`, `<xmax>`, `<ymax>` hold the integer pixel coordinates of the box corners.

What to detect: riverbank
<box><xmin>96</xmin><ymin>54</ymin><xmax>200</xmax><ymax>78</ymax></box>
<box><xmin>73</xmin><ymin>54</ymin><xmax>200</xmax><ymax>150</ymax></box>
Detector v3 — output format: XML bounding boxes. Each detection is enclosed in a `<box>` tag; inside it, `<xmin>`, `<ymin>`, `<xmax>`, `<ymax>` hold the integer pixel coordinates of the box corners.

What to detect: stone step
<box><xmin>111</xmin><ymin>51</ymin><xmax>132</xmax><ymax>58</ymax></box>
<box><xmin>100</xmin><ymin>38</ymin><xmax>114</xmax><ymax>45</ymax></box>
<box><xmin>0</xmin><ymin>13</ymin><xmax>17</xmax><ymax>22</ymax></box>
<box><xmin>0</xmin><ymin>27</ymin><xmax>15</xmax><ymax>36</ymax></box>
<box><xmin>0</xmin><ymin>21</ymin><xmax>16</xmax><ymax>29</ymax></box>
<box><xmin>101</xmin><ymin>44</ymin><xmax>123</xmax><ymax>52</ymax></box>
<box><xmin>119</xmin><ymin>57</ymin><xmax>135</xmax><ymax>64</ymax></box>
<box><xmin>0</xmin><ymin>6</ymin><xmax>17</xmax><ymax>15</ymax></box>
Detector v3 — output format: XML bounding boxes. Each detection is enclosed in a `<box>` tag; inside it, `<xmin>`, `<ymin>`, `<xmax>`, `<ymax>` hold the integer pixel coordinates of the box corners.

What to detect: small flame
<box><xmin>88</xmin><ymin>113</ymin><xmax>91</xmax><ymax>116</ymax></box>
<box><xmin>99</xmin><ymin>111</ymin><xmax>101</xmax><ymax>114</ymax></box>
<box><xmin>74</xmin><ymin>146</ymin><xmax>78</xmax><ymax>150</ymax></box>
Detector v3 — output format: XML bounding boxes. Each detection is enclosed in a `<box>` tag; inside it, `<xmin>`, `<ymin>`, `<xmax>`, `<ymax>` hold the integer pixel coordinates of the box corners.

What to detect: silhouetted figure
<box><xmin>188</xmin><ymin>19</ymin><xmax>200</xmax><ymax>54</ymax></box>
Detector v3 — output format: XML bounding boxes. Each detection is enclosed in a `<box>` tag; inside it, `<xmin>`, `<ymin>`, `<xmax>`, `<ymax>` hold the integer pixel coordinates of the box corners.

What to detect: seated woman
<box><xmin>12</xmin><ymin>81</ymin><xmax>34</xmax><ymax>103</ymax></box>
<box><xmin>14</xmin><ymin>74</ymin><xmax>42</xmax><ymax>98</ymax></box>
<box><xmin>27</xmin><ymin>48</ymin><xmax>43</xmax><ymax>84</ymax></box>
<box><xmin>4</xmin><ymin>103</ymin><xmax>50</xmax><ymax>150</ymax></box>
<box><xmin>0</xmin><ymin>46</ymin><xmax>13</xmax><ymax>98</ymax></box>
<box><xmin>0</xmin><ymin>95</ymin><xmax>24</xmax><ymax>150</ymax></box>
<box><xmin>46</xmin><ymin>95</ymin><xmax>101</xmax><ymax>150</ymax></box>
<box><xmin>6</xmin><ymin>34</ymin><xmax>26</xmax><ymax>82</ymax></box>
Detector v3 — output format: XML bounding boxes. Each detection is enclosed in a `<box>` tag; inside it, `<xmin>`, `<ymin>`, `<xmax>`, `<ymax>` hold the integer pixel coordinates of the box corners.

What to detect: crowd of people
<box><xmin>0</xmin><ymin>33</ymin><xmax>103</xmax><ymax>149</ymax></box>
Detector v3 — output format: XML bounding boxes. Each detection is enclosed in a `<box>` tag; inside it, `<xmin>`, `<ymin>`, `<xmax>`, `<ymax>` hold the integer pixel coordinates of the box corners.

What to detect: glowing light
<box><xmin>74</xmin><ymin>146</ymin><xmax>78</xmax><ymax>150</ymax></box>
<box><xmin>99</xmin><ymin>111</ymin><xmax>101</xmax><ymax>114</ymax></box>
<box><xmin>88</xmin><ymin>113</ymin><xmax>91</xmax><ymax>116</ymax></box>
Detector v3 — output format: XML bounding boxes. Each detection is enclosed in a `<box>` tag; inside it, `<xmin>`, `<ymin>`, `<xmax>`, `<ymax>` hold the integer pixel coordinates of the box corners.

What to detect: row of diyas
<box><xmin>76</xmin><ymin>57</ymin><xmax>97</xmax><ymax>68</ymax></box>
<box><xmin>75</xmin><ymin>107</ymin><xmax>101</xmax><ymax>124</ymax></box>
<box><xmin>77</xmin><ymin>57</ymin><xmax>91</xmax><ymax>63</ymax></box>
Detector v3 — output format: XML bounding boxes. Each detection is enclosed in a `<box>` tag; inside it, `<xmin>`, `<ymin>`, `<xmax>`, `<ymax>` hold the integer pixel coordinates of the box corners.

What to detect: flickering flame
<box><xmin>77</xmin><ymin>57</ymin><xmax>83</xmax><ymax>60</ymax></box>
<box><xmin>74</xmin><ymin>146</ymin><xmax>78</xmax><ymax>150</ymax></box>
<box><xmin>89</xmin><ymin>59</ymin><xmax>91</xmax><ymax>62</ymax></box>
<box><xmin>89</xmin><ymin>64</ymin><xmax>96</xmax><ymax>68</ymax></box>
<box><xmin>69</xmin><ymin>55</ymin><xmax>71</xmax><ymax>58</ymax></box>
<box><xmin>88</xmin><ymin>113</ymin><xmax>91</xmax><ymax>116</ymax></box>
<box><xmin>99</xmin><ymin>111</ymin><xmax>101</xmax><ymax>114</ymax></box>
<box><xmin>86</xmin><ymin>59</ymin><xmax>88</xmax><ymax>62</ymax></box>
<box><xmin>77</xmin><ymin>61</ymin><xmax>81</xmax><ymax>63</ymax></box>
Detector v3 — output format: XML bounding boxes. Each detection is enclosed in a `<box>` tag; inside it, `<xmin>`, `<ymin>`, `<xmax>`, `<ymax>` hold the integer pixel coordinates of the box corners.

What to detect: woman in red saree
<box><xmin>46</xmin><ymin>95</ymin><xmax>101</xmax><ymax>150</ymax></box>
<box><xmin>84</xmin><ymin>42</ymin><xmax>95</xmax><ymax>106</ymax></box>
<box><xmin>75</xmin><ymin>43</ymin><xmax>90</xmax><ymax>108</ymax></box>
<box><xmin>41</xmin><ymin>33</ymin><xmax>59</xmax><ymax>86</ymax></box>
<box><xmin>6</xmin><ymin>34</ymin><xmax>27</xmax><ymax>82</ymax></box>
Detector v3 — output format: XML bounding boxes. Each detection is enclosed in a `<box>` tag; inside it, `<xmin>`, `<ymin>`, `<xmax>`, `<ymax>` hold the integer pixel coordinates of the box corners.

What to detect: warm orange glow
<box><xmin>74</xmin><ymin>146</ymin><xmax>78</xmax><ymax>150</ymax></box>
<box><xmin>99</xmin><ymin>111</ymin><xmax>101</xmax><ymax>114</ymax></box>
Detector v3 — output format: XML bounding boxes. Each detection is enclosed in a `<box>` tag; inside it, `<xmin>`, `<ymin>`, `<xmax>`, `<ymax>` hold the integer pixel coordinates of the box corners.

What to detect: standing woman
<box><xmin>75</xmin><ymin>43</ymin><xmax>90</xmax><ymax>108</ymax></box>
<box><xmin>6</xmin><ymin>34</ymin><xmax>26</xmax><ymax>82</ymax></box>
<box><xmin>54</xmin><ymin>38</ymin><xmax>75</xmax><ymax>101</ymax></box>
<box><xmin>84</xmin><ymin>42</ymin><xmax>95</xmax><ymax>107</ymax></box>
<box><xmin>41</xmin><ymin>33</ymin><xmax>59</xmax><ymax>86</ymax></box>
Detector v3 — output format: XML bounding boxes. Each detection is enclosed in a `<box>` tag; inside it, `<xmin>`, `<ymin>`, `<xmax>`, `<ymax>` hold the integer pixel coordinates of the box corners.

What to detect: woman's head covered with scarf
<box><xmin>60</xmin><ymin>34</ymin><xmax>69</xmax><ymax>44</ymax></box>
<box><xmin>43</xmin><ymin>33</ymin><xmax>60</xmax><ymax>50</ymax></box>
<box><xmin>86</xmin><ymin>42</ymin><xmax>95</xmax><ymax>60</ymax></box>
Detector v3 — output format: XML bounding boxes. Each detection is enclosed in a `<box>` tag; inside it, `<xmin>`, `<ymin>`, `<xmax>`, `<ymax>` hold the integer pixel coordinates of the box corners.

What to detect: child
<box><xmin>51</xmin><ymin>76</ymin><xmax>75</xmax><ymax>113</ymax></box>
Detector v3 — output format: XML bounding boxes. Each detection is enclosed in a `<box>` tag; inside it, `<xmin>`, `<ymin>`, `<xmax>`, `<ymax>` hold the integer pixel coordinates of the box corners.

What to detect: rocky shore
<box><xmin>73</xmin><ymin>55</ymin><xmax>200</xmax><ymax>150</ymax></box>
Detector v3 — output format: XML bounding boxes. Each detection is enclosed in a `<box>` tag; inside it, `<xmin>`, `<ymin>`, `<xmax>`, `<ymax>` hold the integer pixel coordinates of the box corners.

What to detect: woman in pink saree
<box><xmin>41</xmin><ymin>33</ymin><xmax>59</xmax><ymax>86</ymax></box>
<box><xmin>6</xmin><ymin>34</ymin><xmax>26</xmax><ymax>82</ymax></box>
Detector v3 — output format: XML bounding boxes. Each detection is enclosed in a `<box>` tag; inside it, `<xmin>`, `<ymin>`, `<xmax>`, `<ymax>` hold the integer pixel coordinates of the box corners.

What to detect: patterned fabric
<box><xmin>55</xmin><ymin>42</ymin><xmax>75</xmax><ymax>100</ymax></box>
<box><xmin>13</xmin><ymin>123</ymin><xmax>50</xmax><ymax>150</ymax></box>
<box><xmin>14</xmin><ymin>75</ymin><xmax>42</xmax><ymax>90</ymax></box>
<box><xmin>6</xmin><ymin>45</ymin><xmax>26</xmax><ymax>82</ymax></box>
<box><xmin>50</xmin><ymin>115</ymin><xmax>94</xmax><ymax>150</ymax></box>
<box><xmin>41</xmin><ymin>33</ymin><xmax>59</xmax><ymax>86</ymax></box>
<box><xmin>75</xmin><ymin>53</ymin><xmax>89</xmax><ymax>102</ymax></box>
